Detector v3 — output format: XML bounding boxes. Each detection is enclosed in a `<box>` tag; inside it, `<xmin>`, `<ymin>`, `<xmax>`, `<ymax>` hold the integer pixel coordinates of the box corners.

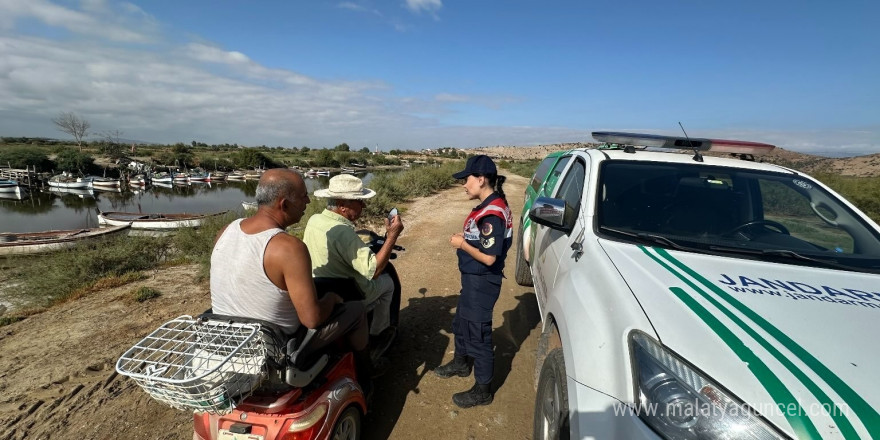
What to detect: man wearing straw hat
<box><xmin>304</xmin><ymin>174</ymin><xmax>404</xmax><ymax>358</ymax></box>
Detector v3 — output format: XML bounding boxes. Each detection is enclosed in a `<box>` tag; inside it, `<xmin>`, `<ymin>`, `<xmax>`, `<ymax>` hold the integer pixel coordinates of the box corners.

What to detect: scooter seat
<box><xmin>197</xmin><ymin>311</ymin><xmax>329</xmax><ymax>389</ymax></box>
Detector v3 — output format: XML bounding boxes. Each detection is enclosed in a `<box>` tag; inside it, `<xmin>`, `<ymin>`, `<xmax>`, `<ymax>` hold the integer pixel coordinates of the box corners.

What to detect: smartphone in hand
<box><xmin>388</xmin><ymin>207</ymin><xmax>398</xmax><ymax>221</ymax></box>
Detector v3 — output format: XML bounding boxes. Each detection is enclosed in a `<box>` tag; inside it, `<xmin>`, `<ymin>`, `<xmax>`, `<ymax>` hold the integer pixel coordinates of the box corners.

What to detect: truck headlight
<box><xmin>630</xmin><ymin>333</ymin><xmax>787</xmax><ymax>439</ymax></box>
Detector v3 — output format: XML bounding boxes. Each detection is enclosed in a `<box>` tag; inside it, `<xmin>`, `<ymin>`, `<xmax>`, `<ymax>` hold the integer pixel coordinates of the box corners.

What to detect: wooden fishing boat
<box><xmin>96</xmin><ymin>209</ymin><xmax>228</xmax><ymax>230</ymax></box>
<box><xmin>0</xmin><ymin>224</ymin><xmax>131</xmax><ymax>256</ymax></box>
<box><xmin>90</xmin><ymin>176</ymin><xmax>122</xmax><ymax>189</ymax></box>
<box><xmin>48</xmin><ymin>174</ymin><xmax>93</xmax><ymax>189</ymax></box>
<box><xmin>151</xmin><ymin>172</ymin><xmax>173</xmax><ymax>184</ymax></box>
<box><xmin>129</xmin><ymin>174</ymin><xmax>149</xmax><ymax>186</ymax></box>
<box><xmin>225</xmin><ymin>171</ymin><xmax>247</xmax><ymax>181</ymax></box>
<box><xmin>187</xmin><ymin>170</ymin><xmax>212</xmax><ymax>182</ymax></box>
<box><xmin>0</xmin><ymin>179</ymin><xmax>21</xmax><ymax>191</ymax></box>
<box><xmin>0</xmin><ymin>180</ymin><xmax>27</xmax><ymax>197</ymax></box>
<box><xmin>304</xmin><ymin>169</ymin><xmax>330</xmax><ymax>177</ymax></box>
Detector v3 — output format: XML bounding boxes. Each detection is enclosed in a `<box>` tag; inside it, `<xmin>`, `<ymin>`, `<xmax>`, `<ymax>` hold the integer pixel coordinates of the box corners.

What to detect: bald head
<box><xmin>255</xmin><ymin>169</ymin><xmax>306</xmax><ymax>206</ymax></box>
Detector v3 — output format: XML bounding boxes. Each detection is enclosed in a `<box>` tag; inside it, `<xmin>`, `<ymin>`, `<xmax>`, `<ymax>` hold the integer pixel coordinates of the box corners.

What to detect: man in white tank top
<box><xmin>210</xmin><ymin>169</ymin><xmax>377</xmax><ymax>382</ymax></box>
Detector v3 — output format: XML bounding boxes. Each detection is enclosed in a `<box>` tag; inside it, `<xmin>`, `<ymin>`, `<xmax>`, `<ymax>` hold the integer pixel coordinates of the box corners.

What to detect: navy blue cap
<box><xmin>453</xmin><ymin>155</ymin><xmax>497</xmax><ymax>179</ymax></box>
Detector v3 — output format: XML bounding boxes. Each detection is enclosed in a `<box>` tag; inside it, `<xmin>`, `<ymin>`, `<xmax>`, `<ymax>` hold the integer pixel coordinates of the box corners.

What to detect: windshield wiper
<box><xmin>600</xmin><ymin>226</ymin><xmax>691</xmax><ymax>251</ymax></box>
<box><xmin>709</xmin><ymin>246</ymin><xmax>856</xmax><ymax>271</ymax></box>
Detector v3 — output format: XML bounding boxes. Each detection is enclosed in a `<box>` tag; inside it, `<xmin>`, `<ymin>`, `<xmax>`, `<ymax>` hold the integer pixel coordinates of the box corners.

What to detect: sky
<box><xmin>0</xmin><ymin>0</ymin><xmax>878</xmax><ymax>157</ymax></box>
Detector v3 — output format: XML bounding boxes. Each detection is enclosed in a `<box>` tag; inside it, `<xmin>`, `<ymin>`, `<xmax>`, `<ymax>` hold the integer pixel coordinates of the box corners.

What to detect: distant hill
<box><xmin>475</xmin><ymin>143</ymin><xmax>880</xmax><ymax>177</ymax></box>
<box><xmin>761</xmin><ymin>148</ymin><xmax>880</xmax><ymax>177</ymax></box>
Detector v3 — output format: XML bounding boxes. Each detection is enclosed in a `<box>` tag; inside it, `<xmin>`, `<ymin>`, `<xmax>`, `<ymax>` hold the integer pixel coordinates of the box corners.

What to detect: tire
<box><xmin>515</xmin><ymin>224</ymin><xmax>534</xmax><ymax>287</ymax></box>
<box><xmin>331</xmin><ymin>406</ymin><xmax>361</xmax><ymax>440</ymax></box>
<box><xmin>533</xmin><ymin>349</ymin><xmax>570</xmax><ymax>440</ymax></box>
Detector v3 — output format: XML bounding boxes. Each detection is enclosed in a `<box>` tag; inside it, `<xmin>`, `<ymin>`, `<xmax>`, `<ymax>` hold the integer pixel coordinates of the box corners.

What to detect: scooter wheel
<box><xmin>331</xmin><ymin>405</ymin><xmax>361</xmax><ymax>440</ymax></box>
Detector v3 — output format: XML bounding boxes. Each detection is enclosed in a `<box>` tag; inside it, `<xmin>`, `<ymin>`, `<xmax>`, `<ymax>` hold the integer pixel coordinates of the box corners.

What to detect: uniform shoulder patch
<box><xmin>481</xmin><ymin>222</ymin><xmax>493</xmax><ymax>236</ymax></box>
<box><xmin>481</xmin><ymin>237</ymin><xmax>495</xmax><ymax>249</ymax></box>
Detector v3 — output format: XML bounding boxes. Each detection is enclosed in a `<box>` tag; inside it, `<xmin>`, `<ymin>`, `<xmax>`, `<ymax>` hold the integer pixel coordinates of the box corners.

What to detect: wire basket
<box><xmin>115</xmin><ymin>315</ymin><xmax>267</xmax><ymax>415</ymax></box>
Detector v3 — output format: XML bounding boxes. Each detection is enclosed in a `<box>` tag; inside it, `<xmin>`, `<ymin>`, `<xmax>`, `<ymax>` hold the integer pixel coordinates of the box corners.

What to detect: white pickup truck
<box><xmin>520</xmin><ymin>132</ymin><xmax>880</xmax><ymax>440</ymax></box>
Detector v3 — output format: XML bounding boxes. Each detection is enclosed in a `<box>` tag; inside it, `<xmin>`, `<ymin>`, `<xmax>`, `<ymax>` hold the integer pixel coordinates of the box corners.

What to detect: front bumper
<box><xmin>569</xmin><ymin>377</ymin><xmax>659</xmax><ymax>439</ymax></box>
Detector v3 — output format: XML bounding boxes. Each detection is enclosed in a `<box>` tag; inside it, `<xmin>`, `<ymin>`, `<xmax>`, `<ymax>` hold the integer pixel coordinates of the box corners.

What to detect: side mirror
<box><xmin>529</xmin><ymin>196</ymin><xmax>576</xmax><ymax>234</ymax></box>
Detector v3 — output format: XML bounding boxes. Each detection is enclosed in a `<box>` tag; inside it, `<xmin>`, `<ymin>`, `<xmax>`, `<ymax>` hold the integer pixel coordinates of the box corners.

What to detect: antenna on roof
<box><xmin>678</xmin><ymin>122</ymin><xmax>703</xmax><ymax>163</ymax></box>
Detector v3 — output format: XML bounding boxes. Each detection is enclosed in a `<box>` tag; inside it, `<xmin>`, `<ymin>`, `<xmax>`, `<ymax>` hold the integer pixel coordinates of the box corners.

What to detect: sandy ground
<box><xmin>0</xmin><ymin>173</ymin><xmax>540</xmax><ymax>440</ymax></box>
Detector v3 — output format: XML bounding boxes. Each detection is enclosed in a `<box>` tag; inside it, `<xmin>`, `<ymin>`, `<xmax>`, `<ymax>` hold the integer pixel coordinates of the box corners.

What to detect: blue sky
<box><xmin>0</xmin><ymin>0</ymin><xmax>878</xmax><ymax>156</ymax></box>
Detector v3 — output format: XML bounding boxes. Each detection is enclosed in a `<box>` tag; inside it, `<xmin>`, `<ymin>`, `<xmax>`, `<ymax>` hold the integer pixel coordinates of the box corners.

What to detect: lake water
<box><xmin>0</xmin><ymin>172</ymin><xmax>383</xmax><ymax>233</ymax></box>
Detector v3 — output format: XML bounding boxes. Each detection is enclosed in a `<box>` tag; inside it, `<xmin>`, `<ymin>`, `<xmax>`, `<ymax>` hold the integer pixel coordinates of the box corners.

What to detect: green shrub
<box><xmin>0</xmin><ymin>147</ymin><xmax>54</xmax><ymax>171</ymax></box>
<box><xmin>132</xmin><ymin>286</ymin><xmax>161</xmax><ymax>302</ymax></box>
<box><xmin>0</xmin><ymin>316</ymin><xmax>25</xmax><ymax>326</ymax></box>
<box><xmin>362</xmin><ymin>162</ymin><xmax>459</xmax><ymax>218</ymax></box>
<box><xmin>498</xmin><ymin>159</ymin><xmax>541</xmax><ymax>179</ymax></box>
<box><xmin>16</xmin><ymin>235</ymin><xmax>172</xmax><ymax>306</ymax></box>
<box><xmin>813</xmin><ymin>173</ymin><xmax>880</xmax><ymax>222</ymax></box>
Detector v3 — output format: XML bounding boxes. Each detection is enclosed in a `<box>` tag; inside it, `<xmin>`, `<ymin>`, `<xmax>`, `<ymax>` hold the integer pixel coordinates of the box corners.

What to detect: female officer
<box><xmin>434</xmin><ymin>155</ymin><xmax>512</xmax><ymax>408</ymax></box>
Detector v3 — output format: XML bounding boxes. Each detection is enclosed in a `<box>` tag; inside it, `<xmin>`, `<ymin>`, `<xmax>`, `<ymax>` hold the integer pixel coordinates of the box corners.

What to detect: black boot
<box><xmin>433</xmin><ymin>356</ymin><xmax>472</xmax><ymax>378</ymax></box>
<box><xmin>452</xmin><ymin>382</ymin><xmax>493</xmax><ymax>408</ymax></box>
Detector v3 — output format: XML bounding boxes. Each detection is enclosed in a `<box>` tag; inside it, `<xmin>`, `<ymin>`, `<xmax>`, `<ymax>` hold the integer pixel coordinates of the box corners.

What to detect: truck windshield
<box><xmin>597</xmin><ymin>161</ymin><xmax>880</xmax><ymax>273</ymax></box>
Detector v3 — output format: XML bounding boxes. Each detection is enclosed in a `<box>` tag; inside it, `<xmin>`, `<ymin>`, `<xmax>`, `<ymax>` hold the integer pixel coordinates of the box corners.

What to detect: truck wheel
<box><xmin>332</xmin><ymin>406</ymin><xmax>361</xmax><ymax>440</ymax></box>
<box><xmin>515</xmin><ymin>226</ymin><xmax>534</xmax><ymax>286</ymax></box>
<box><xmin>533</xmin><ymin>349</ymin><xmax>569</xmax><ymax>440</ymax></box>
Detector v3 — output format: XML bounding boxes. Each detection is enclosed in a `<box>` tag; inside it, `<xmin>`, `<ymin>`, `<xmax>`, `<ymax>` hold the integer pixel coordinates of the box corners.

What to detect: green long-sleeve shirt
<box><xmin>302</xmin><ymin>209</ymin><xmax>381</xmax><ymax>301</ymax></box>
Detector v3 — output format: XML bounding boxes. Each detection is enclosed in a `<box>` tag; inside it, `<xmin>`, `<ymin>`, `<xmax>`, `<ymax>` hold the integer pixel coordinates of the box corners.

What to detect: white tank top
<box><xmin>210</xmin><ymin>219</ymin><xmax>301</xmax><ymax>333</ymax></box>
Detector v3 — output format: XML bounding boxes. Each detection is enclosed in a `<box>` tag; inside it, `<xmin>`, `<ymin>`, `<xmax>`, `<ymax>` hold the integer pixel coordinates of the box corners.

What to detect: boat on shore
<box><xmin>0</xmin><ymin>224</ymin><xmax>131</xmax><ymax>256</ymax></box>
<box><xmin>96</xmin><ymin>209</ymin><xmax>228</xmax><ymax>230</ymax></box>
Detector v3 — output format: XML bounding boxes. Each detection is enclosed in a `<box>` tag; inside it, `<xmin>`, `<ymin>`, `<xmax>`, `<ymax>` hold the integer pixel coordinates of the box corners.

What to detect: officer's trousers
<box><xmin>453</xmin><ymin>272</ymin><xmax>502</xmax><ymax>385</ymax></box>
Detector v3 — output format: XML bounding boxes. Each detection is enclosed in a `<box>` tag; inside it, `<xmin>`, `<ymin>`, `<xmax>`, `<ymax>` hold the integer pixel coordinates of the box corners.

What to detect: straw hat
<box><xmin>313</xmin><ymin>174</ymin><xmax>376</xmax><ymax>199</ymax></box>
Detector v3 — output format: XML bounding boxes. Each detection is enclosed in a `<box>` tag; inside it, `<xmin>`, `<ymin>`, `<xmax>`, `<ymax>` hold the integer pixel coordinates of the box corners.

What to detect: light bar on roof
<box><xmin>707</xmin><ymin>138</ymin><xmax>776</xmax><ymax>155</ymax></box>
<box><xmin>592</xmin><ymin>131</ymin><xmax>776</xmax><ymax>156</ymax></box>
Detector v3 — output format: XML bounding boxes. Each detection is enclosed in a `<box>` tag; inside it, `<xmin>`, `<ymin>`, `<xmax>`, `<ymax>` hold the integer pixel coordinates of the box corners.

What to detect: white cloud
<box><xmin>405</xmin><ymin>0</ymin><xmax>442</xmax><ymax>15</ymax></box>
<box><xmin>337</xmin><ymin>1</ymin><xmax>382</xmax><ymax>16</ymax></box>
<box><xmin>434</xmin><ymin>93</ymin><xmax>470</xmax><ymax>103</ymax></box>
<box><xmin>0</xmin><ymin>0</ymin><xmax>156</xmax><ymax>43</ymax></box>
<box><xmin>338</xmin><ymin>2</ymin><xmax>364</xmax><ymax>11</ymax></box>
<box><xmin>184</xmin><ymin>43</ymin><xmax>252</xmax><ymax>65</ymax></box>
<box><xmin>0</xmin><ymin>1</ymin><xmax>875</xmax><ymax>156</ymax></box>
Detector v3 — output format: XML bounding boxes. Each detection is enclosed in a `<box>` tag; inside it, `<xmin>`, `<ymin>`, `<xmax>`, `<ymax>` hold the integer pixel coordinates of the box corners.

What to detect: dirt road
<box><xmin>0</xmin><ymin>172</ymin><xmax>541</xmax><ymax>440</ymax></box>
